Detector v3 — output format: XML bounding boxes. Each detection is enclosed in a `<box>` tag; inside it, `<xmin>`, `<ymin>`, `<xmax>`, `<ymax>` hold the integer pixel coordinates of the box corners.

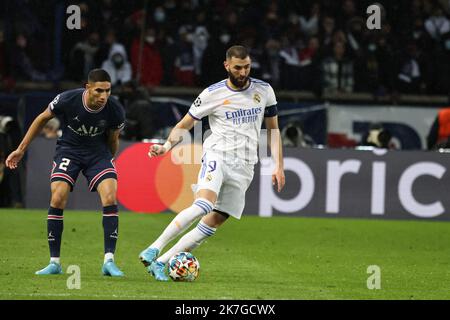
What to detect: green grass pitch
<box><xmin>1</xmin><ymin>208</ymin><xmax>450</xmax><ymax>300</ymax></box>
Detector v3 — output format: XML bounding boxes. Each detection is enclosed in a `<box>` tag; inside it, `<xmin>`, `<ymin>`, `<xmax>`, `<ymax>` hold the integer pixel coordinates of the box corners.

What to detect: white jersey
<box><xmin>188</xmin><ymin>78</ymin><xmax>277</xmax><ymax>164</ymax></box>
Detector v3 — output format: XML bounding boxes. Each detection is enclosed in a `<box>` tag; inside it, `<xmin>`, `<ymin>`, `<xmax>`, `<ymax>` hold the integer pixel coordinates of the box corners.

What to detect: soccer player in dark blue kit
<box><xmin>5</xmin><ymin>69</ymin><xmax>126</xmax><ymax>276</ymax></box>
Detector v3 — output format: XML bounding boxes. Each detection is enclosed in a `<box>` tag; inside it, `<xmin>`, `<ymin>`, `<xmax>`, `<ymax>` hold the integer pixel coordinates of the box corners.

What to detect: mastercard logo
<box><xmin>115</xmin><ymin>143</ymin><xmax>202</xmax><ymax>213</ymax></box>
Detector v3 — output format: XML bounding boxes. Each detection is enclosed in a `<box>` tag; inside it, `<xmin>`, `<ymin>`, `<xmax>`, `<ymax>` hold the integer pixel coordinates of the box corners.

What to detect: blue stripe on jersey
<box><xmin>195</xmin><ymin>200</ymin><xmax>213</xmax><ymax>212</ymax></box>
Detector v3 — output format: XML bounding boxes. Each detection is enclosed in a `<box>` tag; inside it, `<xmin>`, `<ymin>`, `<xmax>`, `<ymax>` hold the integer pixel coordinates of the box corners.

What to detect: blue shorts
<box><xmin>50</xmin><ymin>147</ymin><xmax>117</xmax><ymax>192</ymax></box>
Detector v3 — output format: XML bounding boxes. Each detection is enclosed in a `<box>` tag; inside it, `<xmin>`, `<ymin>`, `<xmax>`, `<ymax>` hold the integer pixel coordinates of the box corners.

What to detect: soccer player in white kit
<box><xmin>139</xmin><ymin>45</ymin><xmax>285</xmax><ymax>281</ymax></box>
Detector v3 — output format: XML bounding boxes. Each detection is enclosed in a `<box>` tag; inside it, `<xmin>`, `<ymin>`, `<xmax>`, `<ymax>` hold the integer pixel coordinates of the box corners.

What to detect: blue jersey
<box><xmin>48</xmin><ymin>88</ymin><xmax>125</xmax><ymax>152</ymax></box>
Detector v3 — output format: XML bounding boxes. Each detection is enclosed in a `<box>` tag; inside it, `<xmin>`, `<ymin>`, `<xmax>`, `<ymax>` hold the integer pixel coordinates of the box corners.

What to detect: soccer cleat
<box><xmin>139</xmin><ymin>247</ymin><xmax>159</xmax><ymax>267</ymax></box>
<box><xmin>35</xmin><ymin>261</ymin><xmax>63</xmax><ymax>275</ymax></box>
<box><xmin>149</xmin><ymin>261</ymin><xmax>169</xmax><ymax>281</ymax></box>
<box><xmin>102</xmin><ymin>259</ymin><xmax>124</xmax><ymax>277</ymax></box>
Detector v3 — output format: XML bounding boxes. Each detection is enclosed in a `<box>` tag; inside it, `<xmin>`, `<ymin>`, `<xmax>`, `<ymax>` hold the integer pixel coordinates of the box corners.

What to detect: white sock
<box><xmin>50</xmin><ymin>257</ymin><xmax>60</xmax><ymax>264</ymax></box>
<box><xmin>157</xmin><ymin>220</ymin><xmax>216</xmax><ymax>264</ymax></box>
<box><xmin>150</xmin><ymin>198</ymin><xmax>214</xmax><ymax>252</ymax></box>
<box><xmin>104</xmin><ymin>252</ymin><xmax>114</xmax><ymax>263</ymax></box>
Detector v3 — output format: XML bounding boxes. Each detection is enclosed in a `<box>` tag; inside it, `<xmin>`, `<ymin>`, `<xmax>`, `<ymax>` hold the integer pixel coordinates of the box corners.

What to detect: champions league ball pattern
<box><xmin>168</xmin><ymin>252</ymin><xmax>200</xmax><ymax>282</ymax></box>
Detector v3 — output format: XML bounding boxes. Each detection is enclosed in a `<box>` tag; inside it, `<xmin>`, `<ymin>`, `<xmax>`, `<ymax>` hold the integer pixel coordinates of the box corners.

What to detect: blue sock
<box><xmin>103</xmin><ymin>205</ymin><xmax>119</xmax><ymax>254</ymax></box>
<box><xmin>47</xmin><ymin>207</ymin><xmax>64</xmax><ymax>259</ymax></box>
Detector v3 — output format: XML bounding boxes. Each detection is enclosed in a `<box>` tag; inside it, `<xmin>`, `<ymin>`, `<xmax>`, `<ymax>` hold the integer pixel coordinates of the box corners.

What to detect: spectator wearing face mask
<box><xmin>101</xmin><ymin>44</ymin><xmax>132</xmax><ymax>87</ymax></box>
<box><xmin>131</xmin><ymin>27</ymin><xmax>163</xmax><ymax>87</ymax></box>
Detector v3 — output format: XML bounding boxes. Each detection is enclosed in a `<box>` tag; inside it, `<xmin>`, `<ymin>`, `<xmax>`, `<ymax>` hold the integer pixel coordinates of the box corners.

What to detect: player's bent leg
<box><xmin>202</xmin><ymin>210</ymin><xmax>229</xmax><ymax>228</ymax></box>
<box><xmin>36</xmin><ymin>181</ymin><xmax>71</xmax><ymax>275</ymax></box>
<box><xmin>148</xmin><ymin>211</ymin><xmax>228</xmax><ymax>281</ymax></box>
<box><xmin>140</xmin><ymin>189</ymin><xmax>217</xmax><ymax>268</ymax></box>
<box><xmin>159</xmin><ymin>211</ymin><xmax>228</xmax><ymax>263</ymax></box>
<box><xmin>97</xmin><ymin>178</ymin><xmax>123</xmax><ymax>277</ymax></box>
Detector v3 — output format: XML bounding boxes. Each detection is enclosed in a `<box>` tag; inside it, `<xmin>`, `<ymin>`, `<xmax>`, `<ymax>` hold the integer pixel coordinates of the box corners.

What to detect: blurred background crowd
<box><xmin>1</xmin><ymin>0</ymin><xmax>450</xmax><ymax>96</ymax></box>
<box><xmin>2</xmin><ymin>0</ymin><xmax>450</xmax><ymax>208</ymax></box>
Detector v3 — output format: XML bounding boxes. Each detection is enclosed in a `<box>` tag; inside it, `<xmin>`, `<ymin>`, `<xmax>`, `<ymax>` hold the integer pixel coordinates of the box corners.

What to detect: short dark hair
<box><xmin>226</xmin><ymin>45</ymin><xmax>249</xmax><ymax>60</ymax></box>
<box><xmin>88</xmin><ymin>69</ymin><xmax>111</xmax><ymax>83</ymax></box>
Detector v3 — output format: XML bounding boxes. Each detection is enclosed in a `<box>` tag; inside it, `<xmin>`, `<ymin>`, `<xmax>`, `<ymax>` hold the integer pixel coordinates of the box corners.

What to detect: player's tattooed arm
<box><xmin>265</xmin><ymin>116</ymin><xmax>285</xmax><ymax>192</ymax></box>
<box><xmin>107</xmin><ymin>128</ymin><xmax>121</xmax><ymax>157</ymax></box>
<box><xmin>6</xmin><ymin>108</ymin><xmax>54</xmax><ymax>169</ymax></box>
<box><xmin>148</xmin><ymin>113</ymin><xmax>197</xmax><ymax>157</ymax></box>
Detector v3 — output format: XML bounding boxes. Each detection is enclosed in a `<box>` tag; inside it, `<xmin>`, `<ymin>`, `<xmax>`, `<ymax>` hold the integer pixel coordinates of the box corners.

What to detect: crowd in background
<box><xmin>2</xmin><ymin>0</ymin><xmax>450</xmax><ymax>208</ymax></box>
<box><xmin>1</xmin><ymin>0</ymin><xmax>450</xmax><ymax>97</ymax></box>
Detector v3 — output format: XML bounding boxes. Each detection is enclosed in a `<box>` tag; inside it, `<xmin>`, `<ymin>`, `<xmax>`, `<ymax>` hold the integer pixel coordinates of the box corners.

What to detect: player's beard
<box><xmin>228</xmin><ymin>71</ymin><xmax>249</xmax><ymax>89</ymax></box>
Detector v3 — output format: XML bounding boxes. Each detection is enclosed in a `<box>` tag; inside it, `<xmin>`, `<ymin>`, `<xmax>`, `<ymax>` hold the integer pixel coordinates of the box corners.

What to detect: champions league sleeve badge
<box><xmin>194</xmin><ymin>97</ymin><xmax>202</xmax><ymax>107</ymax></box>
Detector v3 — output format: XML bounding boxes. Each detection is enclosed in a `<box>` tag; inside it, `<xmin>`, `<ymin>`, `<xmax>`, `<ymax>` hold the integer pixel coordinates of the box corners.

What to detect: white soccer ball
<box><xmin>168</xmin><ymin>252</ymin><xmax>200</xmax><ymax>282</ymax></box>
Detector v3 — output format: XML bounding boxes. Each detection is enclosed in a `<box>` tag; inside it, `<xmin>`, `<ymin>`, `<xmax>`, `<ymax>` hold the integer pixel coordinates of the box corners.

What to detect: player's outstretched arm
<box><xmin>148</xmin><ymin>113</ymin><xmax>197</xmax><ymax>158</ymax></box>
<box><xmin>265</xmin><ymin>116</ymin><xmax>285</xmax><ymax>192</ymax></box>
<box><xmin>5</xmin><ymin>108</ymin><xmax>54</xmax><ymax>169</ymax></box>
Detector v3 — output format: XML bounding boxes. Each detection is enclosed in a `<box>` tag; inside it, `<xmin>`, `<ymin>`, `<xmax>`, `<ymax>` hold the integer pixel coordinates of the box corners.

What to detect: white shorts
<box><xmin>192</xmin><ymin>152</ymin><xmax>254</xmax><ymax>219</ymax></box>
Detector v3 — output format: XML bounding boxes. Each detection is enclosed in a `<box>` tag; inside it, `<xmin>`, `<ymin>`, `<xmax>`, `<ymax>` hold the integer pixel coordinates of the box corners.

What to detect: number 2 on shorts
<box><xmin>59</xmin><ymin>158</ymin><xmax>71</xmax><ymax>171</ymax></box>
